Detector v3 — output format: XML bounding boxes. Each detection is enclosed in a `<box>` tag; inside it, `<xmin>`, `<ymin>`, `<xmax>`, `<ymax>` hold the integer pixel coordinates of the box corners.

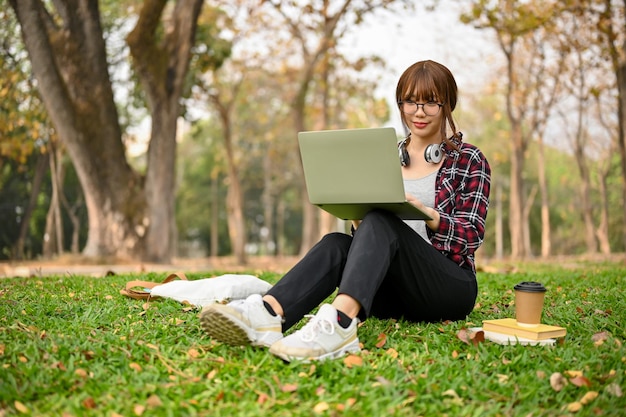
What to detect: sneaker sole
<box><xmin>270</xmin><ymin>338</ymin><xmax>361</xmax><ymax>363</ymax></box>
<box><xmin>200</xmin><ymin>307</ymin><xmax>255</xmax><ymax>347</ymax></box>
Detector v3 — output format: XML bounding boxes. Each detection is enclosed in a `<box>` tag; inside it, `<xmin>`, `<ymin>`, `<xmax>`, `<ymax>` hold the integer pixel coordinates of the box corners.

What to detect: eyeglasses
<box><xmin>398</xmin><ymin>100</ymin><xmax>443</xmax><ymax>116</ymax></box>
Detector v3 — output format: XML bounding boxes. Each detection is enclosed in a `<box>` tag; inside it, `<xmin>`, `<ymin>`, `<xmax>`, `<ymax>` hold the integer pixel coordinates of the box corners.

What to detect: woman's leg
<box><xmin>266</xmin><ymin>232</ymin><xmax>352</xmax><ymax>331</ymax></box>
<box><xmin>338</xmin><ymin>210</ymin><xmax>477</xmax><ymax>323</ymax></box>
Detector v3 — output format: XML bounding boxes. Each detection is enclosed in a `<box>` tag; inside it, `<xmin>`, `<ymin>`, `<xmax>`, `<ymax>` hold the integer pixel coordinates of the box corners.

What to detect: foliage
<box><xmin>0</xmin><ymin>260</ymin><xmax>624</xmax><ymax>415</ymax></box>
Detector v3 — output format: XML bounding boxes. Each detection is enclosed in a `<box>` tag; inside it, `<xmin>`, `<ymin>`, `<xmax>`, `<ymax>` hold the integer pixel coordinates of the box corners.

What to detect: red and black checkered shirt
<box><xmin>426</xmin><ymin>141</ymin><xmax>491</xmax><ymax>273</ymax></box>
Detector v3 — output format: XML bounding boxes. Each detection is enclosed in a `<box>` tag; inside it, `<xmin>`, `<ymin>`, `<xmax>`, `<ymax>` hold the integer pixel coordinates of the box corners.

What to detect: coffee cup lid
<box><xmin>514</xmin><ymin>281</ymin><xmax>547</xmax><ymax>292</ymax></box>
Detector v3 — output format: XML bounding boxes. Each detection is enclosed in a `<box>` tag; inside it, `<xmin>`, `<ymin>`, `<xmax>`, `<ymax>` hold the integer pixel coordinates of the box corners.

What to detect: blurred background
<box><xmin>1</xmin><ymin>0</ymin><xmax>624</xmax><ymax>267</ymax></box>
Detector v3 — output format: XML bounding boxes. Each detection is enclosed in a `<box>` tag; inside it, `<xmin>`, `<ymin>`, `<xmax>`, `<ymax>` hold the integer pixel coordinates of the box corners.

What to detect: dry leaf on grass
<box><xmin>82</xmin><ymin>397</ymin><xmax>96</xmax><ymax>409</ymax></box>
<box><xmin>567</xmin><ymin>401</ymin><xmax>582</xmax><ymax>412</ymax></box>
<box><xmin>343</xmin><ymin>354</ymin><xmax>363</xmax><ymax>368</ymax></box>
<box><xmin>580</xmin><ymin>391</ymin><xmax>598</xmax><ymax>405</ymax></box>
<box><xmin>570</xmin><ymin>375</ymin><xmax>591</xmax><ymax>387</ymax></box>
<box><xmin>146</xmin><ymin>394</ymin><xmax>163</xmax><ymax>408</ymax></box>
<box><xmin>375</xmin><ymin>333</ymin><xmax>387</xmax><ymax>348</ymax></box>
<box><xmin>592</xmin><ymin>331</ymin><xmax>609</xmax><ymax>346</ymax></box>
<box><xmin>14</xmin><ymin>401</ymin><xmax>29</xmax><ymax>414</ymax></box>
<box><xmin>313</xmin><ymin>402</ymin><xmax>329</xmax><ymax>414</ymax></box>
<box><xmin>550</xmin><ymin>372</ymin><xmax>568</xmax><ymax>391</ymax></box>
<box><xmin>457</xmin><ymin>328</ymin><xmax>484</xmax><ymax>345</ymax></box>
<box><xmin>281</xmin><ymin>383</ymin><xmax>298</xmax><ymax>393</ymax></box>
<box><xmin>605</xmin><ymin>382</ymin><xmax>623</xmax><ymax>397</ymax></box>
<box><xmin>134</xmin><ymin>404</ymin><xmax>145</xmax><ymax>416</ymax></box>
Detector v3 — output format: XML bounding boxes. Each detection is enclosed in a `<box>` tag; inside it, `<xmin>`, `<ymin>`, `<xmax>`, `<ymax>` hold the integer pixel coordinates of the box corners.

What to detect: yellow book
<box><xmin>482</xmin><ymin>318</ymin><xmax>566</xmax><ymax>341</ymax></box>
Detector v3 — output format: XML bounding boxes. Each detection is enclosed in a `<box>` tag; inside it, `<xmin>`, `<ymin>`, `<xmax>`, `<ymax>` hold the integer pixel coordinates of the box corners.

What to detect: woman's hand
<box><xmin>406</xmin><ymin>194</ymin><xmax>441</xmax><ymax>231</ymax></box>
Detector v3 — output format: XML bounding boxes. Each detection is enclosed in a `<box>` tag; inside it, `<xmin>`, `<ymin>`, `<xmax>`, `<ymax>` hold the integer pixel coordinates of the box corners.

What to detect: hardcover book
<box><xmin>482</xmin><ymin>318</ymin><xmax>566</xmax><ymax>341</ymax></box>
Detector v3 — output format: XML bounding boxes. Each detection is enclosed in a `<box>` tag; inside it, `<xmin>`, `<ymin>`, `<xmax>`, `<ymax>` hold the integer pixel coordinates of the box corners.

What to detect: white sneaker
<box><xmin>199</xmin><ymin>294</ymin><xmax>283</xmax><ymax>347</ymax></box>
<box><xmin>269</xmin><ymin>304</ymin><xmax>360</xmax><ymax>362</ymax></box>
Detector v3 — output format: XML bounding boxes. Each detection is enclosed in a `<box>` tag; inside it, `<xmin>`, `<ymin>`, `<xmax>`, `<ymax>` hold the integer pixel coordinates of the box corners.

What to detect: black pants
<box><xmin>267</xmin><ymin>210</ymin><xmax>478</xmax><ymax>331</ymax></box>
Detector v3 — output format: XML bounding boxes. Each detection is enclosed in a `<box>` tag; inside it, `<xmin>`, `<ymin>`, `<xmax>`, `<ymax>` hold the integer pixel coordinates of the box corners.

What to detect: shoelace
<box><xmin>299</xmin><ymin>315</ymin><xmax>335</xmax><ymax>342</ymax></box>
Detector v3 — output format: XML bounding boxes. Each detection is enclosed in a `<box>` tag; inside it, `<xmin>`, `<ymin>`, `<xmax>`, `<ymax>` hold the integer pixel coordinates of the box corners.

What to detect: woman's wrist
<box><xmin>425</xmin><ymin>208</ymin><xmax>440</xmax><ymax>231</ymax></box>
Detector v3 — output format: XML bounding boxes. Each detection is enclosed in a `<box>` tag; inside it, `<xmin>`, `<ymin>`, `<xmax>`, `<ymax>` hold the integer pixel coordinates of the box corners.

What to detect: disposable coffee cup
<box><xmin>514</xmin><ymin>281</ymin><xmax>547</xmax><ymax>327</ymax></box>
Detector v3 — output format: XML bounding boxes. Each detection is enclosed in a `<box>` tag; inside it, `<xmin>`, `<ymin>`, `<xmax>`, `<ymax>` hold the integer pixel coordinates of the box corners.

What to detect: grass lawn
<box><xmin>1</xmin><ymin>259</ymin><xmax>624</xmax><ymax>416</ymax></box>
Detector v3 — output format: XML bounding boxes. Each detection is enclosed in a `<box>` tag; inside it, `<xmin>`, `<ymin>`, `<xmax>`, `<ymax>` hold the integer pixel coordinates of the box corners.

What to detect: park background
<box><xmin>1</xmin><ymin>0</ymin><xmax>625</xmax><ymax>272</ymax></box>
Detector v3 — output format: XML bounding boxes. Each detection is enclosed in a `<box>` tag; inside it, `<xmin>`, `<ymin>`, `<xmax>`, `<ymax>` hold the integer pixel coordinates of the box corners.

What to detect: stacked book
<box><xmin>480</xmin><ymin>318</ymin><xmax>567</xmax><ymax>346</ymax></box>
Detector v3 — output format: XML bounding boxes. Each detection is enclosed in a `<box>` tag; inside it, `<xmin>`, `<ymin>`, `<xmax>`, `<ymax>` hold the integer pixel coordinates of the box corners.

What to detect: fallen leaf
<box><xmin>82</xmin><ymin>397</ymin><xmax>97</xmax><ymax>409</ymax></box>
<box><xmin>187</xmin><ymin>348</ymin><xmax>200</xmax><ymax>358</ymax></box>
<box><xmin>605</xmin><ymin>383</ymin><xmax>623</xmax><ymax>397</ymax></box>
<box><xmin>386</xmin><ymin>348</ymin><xmax>398</xmax><ymax>359</ymax></box>
<box><xmin>567</xmin><ymin>401</ymin><xmax>582</xmax><ymax>412</ymax></box>
<box><xmin>497</xmin><ymin>374</ymin><xmax>509</xmax><ymax>384</ymax></box>
<box><xmin>592</xmin><ymin>331</ymin><xmax>609</xmax><ymax>346</ymax></box>
<box><xmin>281</xmin><ymin>383</ymin><xmax>298</xmax><ymax>392</ymax></box>
<box><xmin>105</xmin><ymin>295</ymin><xmax>113</xmax><ymax>300</ymax></box>
<box><xmin>257</xmin><ymin>393</ymin><xmax>269</xmax><ymax>404</ymax></box>
<box><xmin>442</xmin><ymin>389</ymin><xmax>463</xmax><ymax>405</ymax></box>
<box><xmin>375</xmin><ymin>376</ymin><xmax>392</xmax><ymax>386</ymax></box>
<box><xmin>580</xmin><ymin>391</ymin><xmax>598</xmax><ymax>405</ymax></box>
<box><xmin>343</xmin><ymin>354</ymin><xmax>363</xmax><ymax>368</ymax></box>
<box><xmin>565</xmin><ymin>370</ymin><xmax>583</xmax><ymax>378</ymax></box>
<box><xmin>313</xmin><ymin>402</ymin><xmax>329</xmax><ymax>414</ymax></box>
<box><xmin>146</xmin><ymin>394</ymin><xmax>163</xmax><ymax>408</ymax></box>
<box><xmin>206</xmin><ymin>369</ymin><xmax>218</xmax><ymax>380</ymax></box>
<box><xmin>570</xmin><ymin>375</ymin><xmax>591</xmax><ymax>387</ymax></box>
<box><xmin>457</xmin><ymin>328</ymin><xmax>484</xmax><ymax>346</ymax></box>
<box><xmin>550</xmin><ymin>372</ymin><xmax>567</xmax><ymax>391</ymax></box>
<box><xmin>134</xmin><ymin>404</ymin><xmax>145</xmax><ymax>416</ymax></box>
<box><xmin>75</xmin><ymin>368</ymin><xmax>88</xmax><ymax>378</ymax></box>
<box><xmin>452</xmin><ymin>350</ymin><xmax>459</xmax><ymax>359</ymax></box>
<box><xmin>14</xmin><ymin>401</ymin><xmax>29</xmax><ymax>414</ymax></box>
<box><xmin>375</xmin><ymin>333</ymin><xmax>387</xmax><ymax>348</ymax></box>
<box><xmin>536</xmin><ymin>370</ymin><xmax>546</xmax><ymax>379</ymax></box>
<box><xmin>129</xmin><ymin>363</ymin><xmax>142</xmax><ymax>372</ymax></box>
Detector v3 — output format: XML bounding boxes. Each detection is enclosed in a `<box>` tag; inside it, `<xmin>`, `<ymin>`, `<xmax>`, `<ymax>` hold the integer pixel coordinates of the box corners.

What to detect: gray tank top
<box><xmin>403</xmin><ymin>170</ymin><xmax>437</xmax><ymax>243</ymax></box>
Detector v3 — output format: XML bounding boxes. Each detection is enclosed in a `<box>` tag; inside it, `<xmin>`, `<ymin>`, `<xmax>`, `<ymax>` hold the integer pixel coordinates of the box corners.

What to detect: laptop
<box><xmin>298</xmin><ymin>127</ymin><xmax>431</xmax><ymax>220</ymax></box>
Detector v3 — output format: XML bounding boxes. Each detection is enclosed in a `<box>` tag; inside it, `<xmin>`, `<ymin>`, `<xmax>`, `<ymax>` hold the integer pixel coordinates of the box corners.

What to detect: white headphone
<box><xmin>398</xmin><ymin>136</ymin><xmax>445</xmax><ymax>166</ymax></box>
<box><xmin>424</xmin><ymin>143</ymin><xmax>444</xmax><ymax>164</ymax></box>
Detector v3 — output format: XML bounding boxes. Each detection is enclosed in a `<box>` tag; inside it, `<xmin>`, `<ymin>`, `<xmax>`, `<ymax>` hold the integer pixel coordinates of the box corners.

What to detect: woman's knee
<box><xmin>319</xmin><ymin>232</ymin><xmax>352</xmax><ymax>252</ymax></box>
<box><xmin>361</xmin><ymin>209</ymin><xmax>399</xmax><ymax>229</ymax></box>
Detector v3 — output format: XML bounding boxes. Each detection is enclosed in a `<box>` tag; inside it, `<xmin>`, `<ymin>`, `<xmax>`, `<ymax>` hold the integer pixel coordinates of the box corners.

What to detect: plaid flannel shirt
<box><xmin>426</xmin><ymin>141</ymin><xmax>491</xmax><ymax>273</ymax></box>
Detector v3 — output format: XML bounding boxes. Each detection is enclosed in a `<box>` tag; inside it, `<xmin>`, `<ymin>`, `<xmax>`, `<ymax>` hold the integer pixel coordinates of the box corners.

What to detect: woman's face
<box><xmin>402</xmin><ymin>95</ymin><xmax>444</xmax><ymax>143</ymax></box>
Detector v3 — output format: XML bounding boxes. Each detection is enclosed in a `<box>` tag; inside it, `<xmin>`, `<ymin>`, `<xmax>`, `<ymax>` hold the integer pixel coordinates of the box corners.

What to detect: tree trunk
<box><xmin>574</xmin><ymin>148</ymin><xmax>598</xmax><ymax>254</ymax></box>
<box><xmin>10</xmin><ymin>0</ymin><xmax>148</xmax><ymax>260</ymax></box>
<box><xmin>128</xmin><ymin>0</ymin><xmax>204</xmax><ymax>262</ymax></box>
<box><xmin>509</xmin><ymin>125</ymin><xmax>526</xmax><ymax>258</ymax></box>
<box><xmin>210</xmin><ymin>175</ymin><xmax>219</xmax><ymax>257</ymax></box>
<box><xmin>536</xmin><ymin>134</ymin><xmax>552</xmax><ymax>258</ymax></box>
<box><xmin>596</xmin><ymin>165</ymin><xmax>611</xmax><ymax>254</ymax></box>
<box><xmin>43</xmin><ymin>142</ymin><xmax>66</xmax><ymax>258</ymax></box>
<box><xmin>14</xmin><ymin>151</ymin><xmax>49</xmax><ymax>260</ymax></box>
<box><xmin>262</xmin><ymin>149</ymin><xmax>276</xmax><ymax>255</ymax></box>
<box><xmin>494</xmin><ymin>179</ymin><xmax>504</xmax><ymax>259</ymax></box>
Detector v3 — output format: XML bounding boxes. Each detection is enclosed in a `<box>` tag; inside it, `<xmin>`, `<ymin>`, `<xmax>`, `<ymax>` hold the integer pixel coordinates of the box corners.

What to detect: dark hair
<box><xmin>395</xmin><ymin>60</ymin><xmax>460</xmax><ymax>148</ymax></box>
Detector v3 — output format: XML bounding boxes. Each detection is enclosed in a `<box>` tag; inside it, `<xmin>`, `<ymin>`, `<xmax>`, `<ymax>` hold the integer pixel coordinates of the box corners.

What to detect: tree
<box><xmin>462</xmin><ymin>0</ymin><xmax>561</xmax><ymax>258</ymax></box>
<box><xmin>263</xmin><ymin>0</ymin><xmax>413</xmax><ymax>255</ymax></box>
<box><xmin>598</xmin><ymin>0</ymin><xmax>626</xmax><ymax>249</ymax></box>
<box><xmin>7</xmin><ymin>0</ymin><xmax>218</xmax><ymax>262</ymax></box>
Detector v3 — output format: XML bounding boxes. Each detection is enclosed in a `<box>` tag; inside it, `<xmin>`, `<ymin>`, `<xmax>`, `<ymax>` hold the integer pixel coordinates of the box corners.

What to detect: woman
<box><xmin>200</xmin><ymin>60</ymin><xmax>491</xmax><ymax>362</ymax></box>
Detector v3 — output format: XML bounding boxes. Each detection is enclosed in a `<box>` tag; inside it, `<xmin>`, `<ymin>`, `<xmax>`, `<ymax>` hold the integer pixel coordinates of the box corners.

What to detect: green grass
<box><xmin>1</xmin><ymin>262</ymin><xmax>624</xmax><ymax>416</ymax></box>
